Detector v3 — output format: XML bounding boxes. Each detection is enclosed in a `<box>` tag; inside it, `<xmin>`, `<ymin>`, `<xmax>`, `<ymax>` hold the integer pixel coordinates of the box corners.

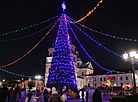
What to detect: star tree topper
<box><xmin>61</xmin><ymin>1</ymin><xmax>66</xmax><ymax>12</ymax></box>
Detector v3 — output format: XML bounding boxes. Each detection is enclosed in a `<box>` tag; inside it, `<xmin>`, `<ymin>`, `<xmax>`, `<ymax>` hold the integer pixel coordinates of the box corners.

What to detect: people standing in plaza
<box><xmin>10</xmin><ymin>87</ymin><xmax>13</xmax><ymax>100</ymax></box>
<box><xmin>1</xmin><ymin>84</ymin><xmax>8</xmax><ymax>102</ymax></box>
<box><xmin>7</xmin><ymin>87</ymin><xmax>11</xmax><ymax>102</ymax></box>
<box><xmin>92</xmin><ymin>88</ymin><xmax>102</xmax><ymax>102</ymax></box>
<box><xmin>27</xmin><ymin>89</ymin><xmax>33</xmax><ymax>102</ymax></box>
<box><xmin>60</xmin><ymin>92</ymin><xmax>65</xmax><ymax>102</ymax></box>
<box><xmin>82</xmin><ymin>90</ymin><xmax>84</xmax><ymax>102</ymax></box>
<box><xmin>0</xmin><ymin>86</ymin><xmax>3</xmax><ymax>100</ymax></box>
<box><xmin>86</xmin><ymin>90</ymin><xmax>88</xmax><ymax>102</ymax></box>
<box><xmin>49</xmin><ymin>87</ymin><xmax>61</xmax><ymax>102</ymax></box>
<box><xmin>43</xmin><ymin>88</ymin><xmax>49</xmax><ymax>102</ymax></box>
<box><xmin>18</xmin><ymin>87</ymin><xmax>21</xmax><ymax>98</ymax></box>
<box><xmin>11</xmin><ymin>87</ymin><xmax>18</xmax><ymax>102</ymax></box>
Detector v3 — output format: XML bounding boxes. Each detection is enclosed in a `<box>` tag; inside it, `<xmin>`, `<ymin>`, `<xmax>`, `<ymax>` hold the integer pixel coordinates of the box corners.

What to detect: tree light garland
<box><xmin>67</xmin><ymin>0</ymin><xmax>103</xmax><ymax>23</ymax></box>
<box><xmin>68</xmin><ymin>22</ymin><xmax>130</xmax><ymax>76</ymax></box>
<box><xmin>0</xmin><ymin>19</ymin><xmax>58</xmax><ymax>42</ymax></box>
<box><xmin>0</xmin><ymin>17</ymin><xmax>61</xmax><ymax>68</ymax></box>
<box><xmin>77</xmin><ymin>22</ymin><xmax>138</xmax><ymax>42</ymax></box>
<box><xmin>47</xmin><ymin>13</ymin><xmax>77</xmax><ymax>92</ymax></box>
<box><xmin>68</xmin><ymin>18</ymin><xmax>122</xmax><ymax>58</ymax></box>
<box><xmin>0</xmin><ymin>15</ymin><xmax>59</xmax><ymax>36</ymax></box>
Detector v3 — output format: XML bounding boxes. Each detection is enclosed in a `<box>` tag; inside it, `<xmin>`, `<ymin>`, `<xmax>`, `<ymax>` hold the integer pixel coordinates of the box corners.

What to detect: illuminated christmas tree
<box><xmin>47</xmin><ymin>13</ymin><xmax>77</xmax><ymax>92</ymax></box>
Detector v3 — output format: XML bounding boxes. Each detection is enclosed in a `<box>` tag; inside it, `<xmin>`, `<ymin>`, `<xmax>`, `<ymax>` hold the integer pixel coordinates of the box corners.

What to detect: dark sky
<box><xmin>0</xmin><ymin>0</ymin><xmax>138</xmax><ymax>80</ymax></box>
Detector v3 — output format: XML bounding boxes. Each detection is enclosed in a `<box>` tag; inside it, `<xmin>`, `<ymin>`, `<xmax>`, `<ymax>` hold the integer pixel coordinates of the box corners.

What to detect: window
<box><xmin>95</xmin><ymin>83</ymin><xmax>96</xmax><ymax>87</ymax></box>
<box><xmin>100</xmin><ymin>78</ymin><xmax>102</xmax><ymax>81</ymax></box>
<box><xmin>88</xmin><ymin>83</ymin><xmax>90</xmax><ymax>87</ymax></box>
<box><xmin>126</xmin><ymin>83</ymin><xmax>129</xmax><ymax>85</ymax></box>
<box><xmin>94</xmin><ymin>78</ymin><xmax>96</xmax><ymax>81</ymax></box>
<box><xmin>120</xmin><ymin>77</ymin><xmax>123</xmax><ymax>80</ymax></box>
<box><xmin>104</xmin><ymin>78</ymin><xmax>106</xmax><ymax>81</ymax></box>
<box><xmin>82</xmin><ymin>72</ymin><xmax>84</xmax><ymax>76</ymax></box>
<box><xmin>121</xmin><ymin>83</ymin><xmax>123</xmax><ymax>86</ymax></box>
<box><xmin>126</xmin><ymin>77</ymin><xmax>128</xmax><ymax>80</ymax></box>
<box><xmin>77</xmin><ymin>63</ymin><xmax>79</xmax><ymax>66</ymax></box>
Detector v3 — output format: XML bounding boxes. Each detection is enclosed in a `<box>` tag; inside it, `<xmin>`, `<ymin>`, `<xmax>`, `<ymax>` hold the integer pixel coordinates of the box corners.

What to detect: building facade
<box><xmin>45</xmin><ymin>45</ymin><xmax>138</xmax><ymax>89</ymax></box>
<box><xmin>45</xmin><ymin>45</ymin><xmax>94</xmax><ymax>88</ymax></box>
<box><xmin>84</xmin><ymin>70</ymin><xmax>138</xmax><ymax>88</ymax></box>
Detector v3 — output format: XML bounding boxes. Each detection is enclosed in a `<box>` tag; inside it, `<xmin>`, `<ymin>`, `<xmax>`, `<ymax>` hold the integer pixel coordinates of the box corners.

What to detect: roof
<box><xmin>77</xmin><ymin>76</ymin><xmax>84</xmax><ymax>79</ymax></box>
<box><xmin>78</xmin><ymin>62</ymin><xmax>89</xmax><ymax>68</ymax></box>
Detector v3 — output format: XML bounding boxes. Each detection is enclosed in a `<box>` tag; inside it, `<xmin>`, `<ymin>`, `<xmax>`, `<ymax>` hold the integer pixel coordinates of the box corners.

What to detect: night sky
<box><xmin>0</xmin><ymin>0</ymin><xmax>138</xmax><ymax>80</ymax></box>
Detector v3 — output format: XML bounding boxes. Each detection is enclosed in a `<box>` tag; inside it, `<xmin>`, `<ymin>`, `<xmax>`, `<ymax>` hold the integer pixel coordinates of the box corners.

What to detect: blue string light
<box><xmin>68</xmin><ymin>23</ymin><xmax>111</xmax><ymax>72</ymax></box>
<box><xmin>68</xmin><ymin>17</ymin><xmax>138</xmax><ymax>42</ymax></box>
<box><xmin>67</xmin><ymin>16</ymin><xmax>122</xmax><ymax>58</ymax></box>
<box><xmin>68</xmin><ymin>21</ymin><xmax>129</xmax><ymax>75</ymax></box>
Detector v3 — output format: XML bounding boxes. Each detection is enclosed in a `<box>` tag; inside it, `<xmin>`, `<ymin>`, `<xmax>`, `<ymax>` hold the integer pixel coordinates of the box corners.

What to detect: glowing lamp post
<box><xmin>35</xmin><ymin>75</ymin><xmax>41</xmax><ymax>89</ymax></box>
<box><xmin>123</xmin><ymin>50</ymin><xmax>138</xmax><ymax>95</ymax></box>
<box><xmin>0</xmin><ymin>81</ymin><xmax>2</xmax><ymax>86</ymax></box>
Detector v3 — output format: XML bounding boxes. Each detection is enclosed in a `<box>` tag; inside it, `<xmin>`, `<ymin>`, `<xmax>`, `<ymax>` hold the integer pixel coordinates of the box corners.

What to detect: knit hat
<box><xmin>52</xmin><ymin>87</ymin><xmax>58</xmax><ymax>94</ymax></box>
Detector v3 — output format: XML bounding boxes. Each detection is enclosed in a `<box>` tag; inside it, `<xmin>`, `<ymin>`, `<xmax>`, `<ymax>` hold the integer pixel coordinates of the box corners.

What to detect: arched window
<box><xmin>82</xmin><ymin>72</ymin><xmax>84</xmax><ymax>76</ymax></box>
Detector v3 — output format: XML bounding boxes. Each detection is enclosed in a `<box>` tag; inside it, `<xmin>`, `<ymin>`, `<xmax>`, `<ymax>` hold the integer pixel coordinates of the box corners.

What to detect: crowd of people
<box><xmin>0</xmin><ymin>84</ymin><xmax>21</xmax><ymax>102</ymax></box>
<box><xmin>0</xmin><ymin>83</ymin><xmax>102</xmax><ymax>102</ymax></box>
<box><xmin>42</xmin><ymin>87</ymin><xmax>66</xmax><ymax>102</ymax></box>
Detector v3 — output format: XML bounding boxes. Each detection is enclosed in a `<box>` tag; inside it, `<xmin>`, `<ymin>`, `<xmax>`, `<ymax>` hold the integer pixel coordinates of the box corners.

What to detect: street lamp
<box><xmin>123</xmin><ymin>50</ymin><xmax>138</xmax><ymax>95</ymax></box>
<box><xmin>35</xmin><ymin>75</ymin><xmax>41</xmax><ymax>89</ymax></box>
<box><xmin>0</xmin><ymin>81</ymin><xmax>2</xmax><ymax>86</ymax></box>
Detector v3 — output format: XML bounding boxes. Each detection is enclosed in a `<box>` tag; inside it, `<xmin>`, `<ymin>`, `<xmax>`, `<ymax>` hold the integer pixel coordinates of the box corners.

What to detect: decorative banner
<box><xmin>107</xmin><ymin>76</ymin><xmax>115</xmax><ymax>85</ymax></box>
<box><xmin>0</xmin><ymin>15</ymin><xmax>59</xmax><ymax>36</ymax></box>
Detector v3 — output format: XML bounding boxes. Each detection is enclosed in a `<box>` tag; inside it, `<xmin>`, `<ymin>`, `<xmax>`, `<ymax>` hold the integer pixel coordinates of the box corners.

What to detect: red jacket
<box><xmin>10</xmin><ymin>89</ymin><xmax>13</xmax><ymax>97</ymax></box>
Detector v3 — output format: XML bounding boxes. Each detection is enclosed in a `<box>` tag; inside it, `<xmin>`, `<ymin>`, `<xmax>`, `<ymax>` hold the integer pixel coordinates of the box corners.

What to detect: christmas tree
<box><xmin>47</xmin><ymin>13</ymin><xmax>77</xmax><ymax>92</ymax></box>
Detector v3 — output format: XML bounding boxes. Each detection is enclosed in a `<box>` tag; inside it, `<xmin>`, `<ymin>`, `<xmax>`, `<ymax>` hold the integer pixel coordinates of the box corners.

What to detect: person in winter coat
<box><xmin>27</xmin><ymin>90</ymin><xmax>33</xmax><ymax>102</ymax></box>
<box><xmin>49</xmin><ymin>87</ymin><xmax>61</xmax><ymax>102</ymax></box>
<box><xmin>7</xmin><ymin>88</ymin><xmax>11</xmax><ymax>102</ymax></box>
<box><xmin>1</xmin><ymin>84</ymin><xmax>8</xmax><ymax>102</ymax></box>
<box><xmin>18</xmin><ymin>87</ymin><xmax>21</xmax><ymax>98</ymax></box>
<box><xmin>10</xmin><ymin>87</ymin><xmax>13</xmax><ymax>99</ymax></box>
<box><xmin>0</xmin><ymin>85</ymin><xmax>3</xmax><ymax>101</ymax></box>
<box><xmin>60</xmin><ymin>92</ymin><xmax>65</xmax><ymax>102</ymax></box>
<box><xmin>92</xmin><ymin>88</ymin><xmax>102</xmax><ymax>102</ymax></box>
<box><xmin>43</xmin><ymin>88</ymin><xmax>49</xmax><ymax>102</ymax></box>
<box><xmin>82</xmin><ymin>90</ymin><xmax>84</xmax><ymax>102</ymax></box>
<box><xmin>11</xmin><ymin>87</ymin><xmax>18</xmax><ymax>102</ymax></box>
<box><xmin>86</xmin><ymin>90</ymin><xmax>88</xmax><ymax>102</ymax></box>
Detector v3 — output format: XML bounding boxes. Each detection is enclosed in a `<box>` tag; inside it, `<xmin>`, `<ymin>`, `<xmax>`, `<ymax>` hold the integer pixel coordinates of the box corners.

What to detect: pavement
<box><xmin>6</xmin><ymin>91</ymin><xmax>112</xmax><ymax>102</ymax></box>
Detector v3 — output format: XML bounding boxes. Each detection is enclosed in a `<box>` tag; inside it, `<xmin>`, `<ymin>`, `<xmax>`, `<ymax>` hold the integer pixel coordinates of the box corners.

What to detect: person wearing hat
<box><xmin>49</xmin><ymin>87</ymin><xmax>61</xmax><ymax>102</ymax></box>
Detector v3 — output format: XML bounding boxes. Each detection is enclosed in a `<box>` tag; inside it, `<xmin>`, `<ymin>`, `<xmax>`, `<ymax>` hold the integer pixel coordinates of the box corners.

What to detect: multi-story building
<box><xmin>45</xmin><ymin>44</ymin><xmax>138</xmax><ymax>89</ymax></box>
<box><xmin>45</xmin><ymin>45</ymin><xmax>94</xmax><ymax>88</ymax></box>
<box><xmin>84</xmin><ymin>70</ymin><xmax>138</xmax><ymax>88</ymax></box>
